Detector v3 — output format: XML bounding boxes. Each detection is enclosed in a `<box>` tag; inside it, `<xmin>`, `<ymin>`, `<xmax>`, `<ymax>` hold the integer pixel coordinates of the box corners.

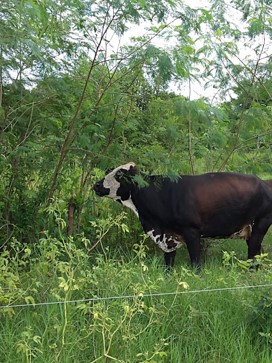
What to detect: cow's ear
<box><xmin>115</xmin><ymin>169</ymin><xmax>132</xmax><ymax>183</ymax></box>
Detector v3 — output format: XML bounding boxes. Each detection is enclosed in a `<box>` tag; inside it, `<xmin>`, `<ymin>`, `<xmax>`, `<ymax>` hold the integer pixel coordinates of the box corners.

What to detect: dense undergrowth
<box><xmin>2</xmin><ymin>1</ymin><xmax>272</xmax><ymax>361</ymax></box>
<box><xmin>1</xmin><ymin>218</ymin><xmax>272</xmax><ymax>363</ymax></box>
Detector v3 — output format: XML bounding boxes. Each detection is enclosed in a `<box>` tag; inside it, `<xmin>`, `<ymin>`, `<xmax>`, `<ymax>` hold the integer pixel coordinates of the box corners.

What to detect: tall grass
<box><xmin>0</xmin><ymin>230</ymin><xmax>272</xmax><ymax>362</ymax></box>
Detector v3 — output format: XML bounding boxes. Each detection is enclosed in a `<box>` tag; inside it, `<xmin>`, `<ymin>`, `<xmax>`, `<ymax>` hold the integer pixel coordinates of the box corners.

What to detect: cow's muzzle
<box><xmin>93</xmin><ymin>181</ymin><xmax>110</xmax><ymax>197</ymax></box>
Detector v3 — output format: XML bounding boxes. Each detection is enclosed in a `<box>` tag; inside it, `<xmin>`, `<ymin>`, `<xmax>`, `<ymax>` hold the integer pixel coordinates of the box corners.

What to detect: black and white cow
<box><xmin>93</xmin><ymin>162</ymin><xmax>272</xmax><ymax>269</ymax></box>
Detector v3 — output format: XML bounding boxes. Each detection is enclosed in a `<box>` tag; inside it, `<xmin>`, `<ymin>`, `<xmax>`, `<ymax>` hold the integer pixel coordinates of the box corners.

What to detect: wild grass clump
<box><xmin>0</xmin><ymin>219</ymin><xmax>272</xmax><ymax>362</ymax></box>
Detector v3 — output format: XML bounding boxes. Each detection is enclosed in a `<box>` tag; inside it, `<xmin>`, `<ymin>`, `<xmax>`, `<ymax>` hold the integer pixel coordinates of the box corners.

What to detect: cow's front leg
<box><xmin>183</xmin><ymin>228</ymin><xmax>201</xmax><ymax>270</ymax></box>
<box><xmin>164</xmin><ymin>250</ymin><xmax>176</xmax><ymax>271</ymax></box>
<box><xmin>146</xmin><ymin>228</ymin><xmax>181</xmax><ymax>269</ymax></box>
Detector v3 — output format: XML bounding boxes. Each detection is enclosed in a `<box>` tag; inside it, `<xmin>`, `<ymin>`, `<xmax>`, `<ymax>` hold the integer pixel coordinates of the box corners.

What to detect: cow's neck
<box><xmin>116</xmin><ymin>186</ymin><xmax>139</xmax><ymax>217</ymax></box>
<box><xmin>120</xmin><ymin>197</ymin><xmax>139</xmax><ymax>217</ymax></box>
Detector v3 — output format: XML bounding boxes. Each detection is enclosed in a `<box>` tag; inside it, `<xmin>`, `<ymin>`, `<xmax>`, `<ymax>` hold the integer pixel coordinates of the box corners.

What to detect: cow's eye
<box><xmin>115</xmin><ymin>170</ymin><xmax>123</xmax><ymax>179</ymax></box>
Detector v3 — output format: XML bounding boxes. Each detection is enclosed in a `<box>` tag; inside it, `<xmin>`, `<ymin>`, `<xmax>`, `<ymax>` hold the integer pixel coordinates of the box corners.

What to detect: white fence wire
<box><xmin>1</xmin><ymin>283</ymin><xmax>272</xmax><ymax>310</ymax></box>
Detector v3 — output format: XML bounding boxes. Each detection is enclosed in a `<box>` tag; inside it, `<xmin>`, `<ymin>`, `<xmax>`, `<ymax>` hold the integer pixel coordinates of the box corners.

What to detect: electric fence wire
<box><xmin>1</xmin><ymin>283</ymin><xmax>272</xmax><ymax>310</ymax></box>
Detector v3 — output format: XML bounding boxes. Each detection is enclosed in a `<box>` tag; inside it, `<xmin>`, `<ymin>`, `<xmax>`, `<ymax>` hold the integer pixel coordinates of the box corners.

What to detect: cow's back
<box><xmin>131</xmin><ymin>172</ymin><xmax>272</xmax><ymax>238</ymax></box>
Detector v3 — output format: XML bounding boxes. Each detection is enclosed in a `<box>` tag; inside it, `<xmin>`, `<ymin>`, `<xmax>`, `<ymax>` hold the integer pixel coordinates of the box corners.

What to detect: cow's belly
<box><xmin>202</xmin><ymin>224</ymin><xmax>252</xmax><ymax>240</ymax></box>
<box><xmin>147</xmin><ymin>224</ymin><xmax>252</xmax><ymax>253</ymax></box>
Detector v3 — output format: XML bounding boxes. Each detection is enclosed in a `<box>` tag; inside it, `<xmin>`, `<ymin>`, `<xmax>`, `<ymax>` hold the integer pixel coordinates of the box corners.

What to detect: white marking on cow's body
<box><xmin>147</xmin><ymin>230</ymin><xmax>185</xmax><ymax>253</ymax></box>
<box><xmin>121</xmin><ymin>197</ymin><xmax>139</xmax><ymax>217</ymax></box>
<box><xmin>230</xmin><ymin>224</ymin><xmax>252</xmax><ymax>240</ymax></box>
<box><xmin>103</xmin><ymin>162</ymin><xmax>136</xmax><ymax>200</ymax></box>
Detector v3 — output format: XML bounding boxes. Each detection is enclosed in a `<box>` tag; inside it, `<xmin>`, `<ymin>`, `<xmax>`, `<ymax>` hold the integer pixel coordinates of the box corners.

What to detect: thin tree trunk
<box><xmin>67</xmin><ymin>199</ymin><xmax>76</xmax><ymax>236</ymax></box>
<box><xmin>0</xmin><ymin>47</ymin><xmax>2</xmax><ymax>108</ymax></box>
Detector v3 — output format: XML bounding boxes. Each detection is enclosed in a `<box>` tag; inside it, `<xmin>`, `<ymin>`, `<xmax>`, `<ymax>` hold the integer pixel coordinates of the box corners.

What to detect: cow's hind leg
<box><xmin>246</xmin><ymin>239</ymin><xmax>264</xmax><ymax>255</ymax></box>
<box><xmin>183</xmin><ymin>228</ymin><xmax>201</xmax><ymax>270</ymax></box>
<box><xmin>247</xmin><ymin>219</ymin><xmax>270</xmax><ymax>261</ymax></box>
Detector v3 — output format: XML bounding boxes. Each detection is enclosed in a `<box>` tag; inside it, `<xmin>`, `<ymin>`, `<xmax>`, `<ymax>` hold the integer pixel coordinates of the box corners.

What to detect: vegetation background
<box><xmin>1</xmin><ymin>0</ymin><xmax>272</xmax><ymax>362</ymax></box>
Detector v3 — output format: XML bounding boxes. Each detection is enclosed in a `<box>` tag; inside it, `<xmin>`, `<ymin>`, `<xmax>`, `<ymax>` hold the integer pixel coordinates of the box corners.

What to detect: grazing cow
<box><xmin>93</xmin><ymin>162</ymin><xmax>272</xmax><ymax>269</ymax></box>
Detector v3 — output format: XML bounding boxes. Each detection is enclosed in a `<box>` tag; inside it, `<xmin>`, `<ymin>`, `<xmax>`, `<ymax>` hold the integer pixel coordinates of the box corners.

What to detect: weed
<box><xmin>0</xmin><ymin>222</ymin><xmax>272</xmax><ymax>362</ymax></box>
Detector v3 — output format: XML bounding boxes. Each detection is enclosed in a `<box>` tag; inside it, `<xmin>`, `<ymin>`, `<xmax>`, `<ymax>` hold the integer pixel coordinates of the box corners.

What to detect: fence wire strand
<box><xmin>1</xmin><ymin>283</ymin><xmax>272</xmax><ymax>310</ymax></box>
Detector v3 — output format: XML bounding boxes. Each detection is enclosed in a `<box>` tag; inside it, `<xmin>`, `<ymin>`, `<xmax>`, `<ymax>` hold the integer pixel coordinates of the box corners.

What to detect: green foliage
<box><xmin>1</xmin><ymin>0</ymin><xmax>272</xmax><ymax>260</ymax></box>
<box><xmin>2</xmin><ymin>1</ymin><xmax>272</xmax><ymax>361</ymax></box>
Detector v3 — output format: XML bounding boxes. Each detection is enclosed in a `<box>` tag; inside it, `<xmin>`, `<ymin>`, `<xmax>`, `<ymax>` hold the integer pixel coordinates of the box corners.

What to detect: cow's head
<box><xmin>93</xmin><ymin>162</ymin><xmax>138</xmax><ymax>201</ymax></box>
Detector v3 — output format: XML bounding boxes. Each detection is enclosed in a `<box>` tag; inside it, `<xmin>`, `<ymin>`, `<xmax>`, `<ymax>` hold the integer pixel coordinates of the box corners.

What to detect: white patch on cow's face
<box><xmin>147</xmin><ymin>230</ymin><xmax>184</xmax><ymax>253</ymax></box>
<box><xmin>103</xmin><ymin>162</ymin><xmax>136</xmax><ymax>200</ymax></box>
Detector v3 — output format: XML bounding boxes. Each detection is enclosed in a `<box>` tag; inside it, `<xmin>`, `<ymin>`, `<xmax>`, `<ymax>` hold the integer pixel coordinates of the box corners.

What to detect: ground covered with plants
<box><xmin>1</xmin><ymin>217</ymin><xmax>272</xmax><ymax>363</ymax></box>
